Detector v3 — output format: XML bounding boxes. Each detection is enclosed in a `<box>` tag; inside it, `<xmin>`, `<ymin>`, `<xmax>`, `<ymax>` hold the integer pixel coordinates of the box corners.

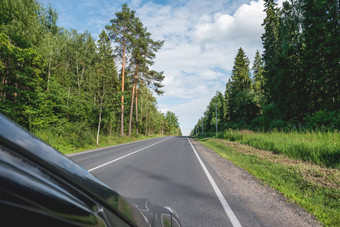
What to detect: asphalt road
<box><xmin>69</xmin><ymin>136</ymin><xmax>261</xmax><ymax>227</ymax></box>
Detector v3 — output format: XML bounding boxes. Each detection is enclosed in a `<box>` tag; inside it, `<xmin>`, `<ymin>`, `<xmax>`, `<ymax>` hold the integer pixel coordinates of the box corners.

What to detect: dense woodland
<box><xmin>192</xmin><ymin>0</ymin><xmax>340</xmax><ymax>135</ymax></box>
<box><xmin>0</xmin><ymin>0</ymin><xmax>181</xmax><ymax>149</ymax></box>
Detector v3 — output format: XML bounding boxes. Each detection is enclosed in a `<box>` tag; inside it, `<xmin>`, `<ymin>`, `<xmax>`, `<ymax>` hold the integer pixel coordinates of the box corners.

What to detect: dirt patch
<box><xmin>215</xmin><ymin>139</ymin><xmax>340</xmax><ymax>189</ymax></box>
<box><xmin>190</xmin><ymin>138</ymin><xmax>322</xmax><ymax>227</ymax></box>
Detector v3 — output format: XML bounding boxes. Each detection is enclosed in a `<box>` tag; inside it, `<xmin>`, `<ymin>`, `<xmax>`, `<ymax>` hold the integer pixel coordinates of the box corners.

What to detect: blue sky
<box><xmin>38</xmin><ymin>0</ymin><xmax>281</xmax><ymax>135</ymax></box>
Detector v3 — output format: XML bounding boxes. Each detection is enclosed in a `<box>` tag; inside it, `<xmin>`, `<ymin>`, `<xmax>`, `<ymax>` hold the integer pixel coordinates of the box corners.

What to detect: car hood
<box><xmin>0</xmin><ymin>114</ymin><xmax>181</xmax><ymax>227</ymax></box>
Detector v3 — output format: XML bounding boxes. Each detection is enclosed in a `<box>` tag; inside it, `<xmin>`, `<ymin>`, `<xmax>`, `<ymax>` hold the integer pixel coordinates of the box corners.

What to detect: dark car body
<box><xmin>0</xmin><ymin>113</ymin><xmax>181</xmax><ymax>227</ymax></box>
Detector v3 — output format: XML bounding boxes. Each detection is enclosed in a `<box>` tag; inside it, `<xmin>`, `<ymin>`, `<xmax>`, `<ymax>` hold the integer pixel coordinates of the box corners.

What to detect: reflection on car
<box><xmin>0</xmin><ymin>113</ymin><xmax>181</xmax><ymax>227</ymax></box>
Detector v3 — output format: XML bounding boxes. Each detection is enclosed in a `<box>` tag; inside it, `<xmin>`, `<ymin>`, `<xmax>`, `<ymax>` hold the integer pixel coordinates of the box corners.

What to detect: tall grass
<box><xmin>208</xmin><ymin>130</ymin><xmax>340</xmax><ymax>169</ymax></box>
<box><xmin>34</xmin><ymin>128</ymin><xmax>161</xmax><ymax>154</ymax></box>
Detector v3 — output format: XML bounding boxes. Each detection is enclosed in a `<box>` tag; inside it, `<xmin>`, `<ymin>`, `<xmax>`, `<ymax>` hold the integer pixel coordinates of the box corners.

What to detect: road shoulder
<box><xmin>190</xmin><ymin>138</ymin><xmax>321</xmax><ymax>227</ymax></box>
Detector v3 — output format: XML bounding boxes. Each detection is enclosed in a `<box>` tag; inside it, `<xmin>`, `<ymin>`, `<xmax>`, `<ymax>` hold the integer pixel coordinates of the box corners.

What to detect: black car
<box><xmin>0</xmin><ymin>113</ymin><xmax>181</xmax><ymax>227</ymax></box>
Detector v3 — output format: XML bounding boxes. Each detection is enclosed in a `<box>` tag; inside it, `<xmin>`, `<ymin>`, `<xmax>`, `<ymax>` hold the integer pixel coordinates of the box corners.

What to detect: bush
<box><xmin>63</xmin><ymin>121</ymin><xmax>94</xmax><ymax>148</ymax></box>
<box><xmin>250</xmin><ymin>103</ymin><xmax>283</xmax><ymax>130</ymax></box>
<box><xmin>250</xmin><ymin>115</ymin><xmax>265</xmax><ymax>130</ymax></box>
<box><xmin>304</xmin><ymin>111</ymin><xmax>340</xmax><ymax>130</ymax></box>
<box><xmin>34</xmin><ymin>120</ymin><xmax>95</xmax><ymax>152</ymax></box>
<box><xmin>269</xmin><ymin>119</ymin><xmax>286</xmax><ymax>129</ymax></box>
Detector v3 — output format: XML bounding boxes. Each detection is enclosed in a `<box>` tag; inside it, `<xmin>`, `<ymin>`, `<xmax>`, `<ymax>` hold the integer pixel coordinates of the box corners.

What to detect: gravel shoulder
<box><xmin>190</xmin><ymin>138</ymin><xmax>322</xmax><ymax>227</ymax></box>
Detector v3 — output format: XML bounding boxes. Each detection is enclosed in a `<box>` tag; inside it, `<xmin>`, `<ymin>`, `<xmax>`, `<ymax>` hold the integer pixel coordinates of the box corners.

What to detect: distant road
<box><xmin>69</xmin><ymin>136</ymin><xmax>262</xmax><ymax>227</ymax></box>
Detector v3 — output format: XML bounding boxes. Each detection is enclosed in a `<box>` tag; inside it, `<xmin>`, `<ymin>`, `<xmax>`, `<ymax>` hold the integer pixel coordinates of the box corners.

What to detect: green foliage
<box><xmin>261</xmin><ymin>0</ymin><xmax>279</xmax><ymax>102</ymax></box>
<box><xmin>230</xmin><ymin>89</ymin><xmax>259</xmax><ymax>124</ymax></box>
<box><xmin>0</xmin><ymin>0</ymin><xmax>43</xmax><ymax>48</ymax></box>
<box><xmin>304</xmin><ymin>111</ymin><xmax>340</xmax><ymax>130</ymax></box>
<box><xmin>0</xmin><ymin>32</ymin><xmax>45</xmax><ymax>128</ymax></box>
<box><xmin>302</xmin><ymin>0</ymin><xmax>340</xmax><ymax>114</ymax></box>
<box><xmin>105</xmin><ymin>3</ymin><xmax>136</xmax><ymax>54</ymax></box>
<box><xmin>252</xmin><ymin>50</ymin><xmax>264</xmax><ymax>102</ymax></box>
<box><xmin>250</xmin><ymin>103</ymin><xmax>282</xmax><ymax>130</ymax></box>
<box><xmin>230</xmin><ymin>47</ymin><xmax>251</xmax><ymax>92</ymax></box>
<box><xmin>1</xmin><ymin>0</ymin><xmax>181</xmax><ymax>152</ymax></box>
<box><xmin>35</xmin><ymin>126</ymin><xmax>161</xmax><ymax>154</ymax></box>
<box><xmin>228</xmin><ymin>48</ymin><xmax>260</xmax><ymax>124</ymax></box>
<box><xmin>164</xmin><ymin>111</ymin><xmax>181</xmax><ymax>136</ymax></box>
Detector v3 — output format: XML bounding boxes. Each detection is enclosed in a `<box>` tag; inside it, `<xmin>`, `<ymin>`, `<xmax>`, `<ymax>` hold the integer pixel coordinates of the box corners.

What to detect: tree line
<box><xmin>0</xmin><ymin>0</ymin><xmax>181</xmax><ymax>148</ymax></box>
<box><xmin>192</xmin><ymin>0</ymin><xmax>339</xmax><ymax>135</ymax></box>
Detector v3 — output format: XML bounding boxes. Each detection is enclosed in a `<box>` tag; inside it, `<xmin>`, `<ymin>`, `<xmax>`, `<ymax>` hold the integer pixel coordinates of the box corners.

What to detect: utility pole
<box><xmin>215</xmin><ymin>102</ymin><xmax>218</xmax><ymax>136</ymax></box>
<box><xmin>201</xmin><ymin>118</ymin><xmax>203</xmax><ymax>134</ymax></box>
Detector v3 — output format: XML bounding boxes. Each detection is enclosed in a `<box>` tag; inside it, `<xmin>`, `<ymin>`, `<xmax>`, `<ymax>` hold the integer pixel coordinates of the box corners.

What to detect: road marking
<box><xmin>88</xmin><ymin>137</ymin><xmax>170</xmax><ymax>172</ymax></box>
<box><xmin>187</xmin><ymin>137</ymin><xmax>242</xmax><ymax>227</ymax></box>
<box><xmin>67</xmin><ymin>137</ymin><xmax>160</xmax><ymax>157</ymax></box>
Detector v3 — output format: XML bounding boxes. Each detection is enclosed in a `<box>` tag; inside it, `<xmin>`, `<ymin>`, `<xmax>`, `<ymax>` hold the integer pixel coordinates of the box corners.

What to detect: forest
<box><xmin>191</xmin><ymin>0</ymin><xmax>339</xmax><ymax>135</ymax></box>
<box><xmin>191</xmin><ymin>1</ymin><xmax>339</xmax><ymax>225</ymax></box>
<box><xmin>0</xmin><ymin>0</ymin><xmax>181</xmax><ymax>152</ymax></box>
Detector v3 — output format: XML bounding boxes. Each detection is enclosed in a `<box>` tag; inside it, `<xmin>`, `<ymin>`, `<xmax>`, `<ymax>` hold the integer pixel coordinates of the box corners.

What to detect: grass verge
<box><xmin>196</xmin><ymin>137</ymin><xmax>340</xmax><ymax>227</ymax></box>
<box><xmin>215</xmin><ymin>130</ymin><xmax>339</xmax><ymax>169</ymax></box>
<box><xmin>34</xmin><ymin>129</ymin><xmax>162</xmax><ymax>154</ymax></box>
<box><xmin>65</xmin><ymin>134</ymin><xmax>162</xmax><ymax>155</ymax></box>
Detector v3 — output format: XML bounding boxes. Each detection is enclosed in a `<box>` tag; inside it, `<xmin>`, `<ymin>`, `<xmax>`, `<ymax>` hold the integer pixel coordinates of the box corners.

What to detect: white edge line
<box><xmin>88</xmin><ymin>137</ymin><xmax>170</xmax><ymax>172</ymax></box>
<box><xmin>187</xmin><ymin>137</ymin><xmax>242</xmax><ymax>227</ymax></box>
<box><xmin>67</xmin><ymin>137</ymin><xmax>164</xmax><ymax>157</ymax></box>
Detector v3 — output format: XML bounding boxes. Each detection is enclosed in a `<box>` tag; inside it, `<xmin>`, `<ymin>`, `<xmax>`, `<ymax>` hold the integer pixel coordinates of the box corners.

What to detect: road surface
<box><xmin>68</xmin><ymin>136</ymin><xmax>263</xmax><ymax>227</ymax></box>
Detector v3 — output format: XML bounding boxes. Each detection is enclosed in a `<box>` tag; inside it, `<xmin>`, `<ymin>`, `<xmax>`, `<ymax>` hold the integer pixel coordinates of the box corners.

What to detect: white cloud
<box><xmin>132</xmin><ymin>0</ymin><xmax>266</xmax><ymax>135</ymax></box>
<box><xmin>192</xmin><ymin>0</ymin><xmax>265</xmax><ymax>50</ymax></box>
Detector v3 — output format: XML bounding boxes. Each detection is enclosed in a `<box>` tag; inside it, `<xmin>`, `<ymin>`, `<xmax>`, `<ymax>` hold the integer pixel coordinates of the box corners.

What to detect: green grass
<box><xmin>34</xmin><ymin>129</ymin><xmax>162</xmax><ymax>154</ymax></box>
<box><xmin>196</xmin><ymin>137</ymin><xmax>340</xmax><ymax>227</ymax></box>
<box><xmin>211</xmin><ymin>130</ymin><xmax>340</xmax><ymax>169</ymax></box>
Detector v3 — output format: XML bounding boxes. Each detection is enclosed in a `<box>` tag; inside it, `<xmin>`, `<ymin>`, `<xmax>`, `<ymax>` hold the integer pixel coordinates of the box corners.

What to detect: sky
<box><xmin>38</xmin><ymin>0</ymin><xmax>283</xmax><ymax>136</ymax></box>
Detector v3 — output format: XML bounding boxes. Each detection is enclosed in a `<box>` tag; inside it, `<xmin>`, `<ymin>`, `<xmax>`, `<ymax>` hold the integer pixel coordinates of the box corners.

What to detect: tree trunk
<box><xmin>145</xmin><ymin>107</ymin><xmax>149</xmax><ymax>136</ymax></box>
<box><xmin>128</xmin><ymin>72</ymin><xmax>138</xmax><ymax>136</ymax></box>
<box><xmin>67</xmin><ymin>87</ymin><xmax>70</xmax><ymax>106</ymax></box>
<box><xmin>135</xmin><ymin>84</ymin><xmax>139</xmax><ymax>134</ymax></box>
<box><xmin>120</xmin><ymin>32</ymin><xmax>126</xmax><ymax>136</ymax></box>
<box><xmin>109</xmin><ymin>118</ymin><xmax>112</xmax><ymax>143</ymax></box>
<box><xmin>96</xmin><ymin>97</ymin><xmax>103</xmax><ymax>146</ymax></box>
<box><xmin>81</xmin><ymin>63</ymin><xmax>85</xmax><ymax>88</ymax></box>
<box><xmin>128</xmin><ymin>81</ymin><xmax>136</xmax><ymax>136</ymax></box>
<box><xmin>47</xmin><ymin>58</ymin><xmax>51</xmax><ymax>91</ymax></box>
<box><xmin>97</xmin><ymin>85</ymin><xmax>105</xmax><ymax>146</ymax></box>
<box><xmin>14</xmin><ymin>83</ymin><xmax>18</xmax><ymax>102</ymax></box>
<box><xmin>1</xmin><ymin>76</ymin><xmax>6</xmax><ymax>98</ymax></box>
<box><xmin>76</xmin><ymin>59</ymin><xmax>80</xmax><ymax>91</ymax></box>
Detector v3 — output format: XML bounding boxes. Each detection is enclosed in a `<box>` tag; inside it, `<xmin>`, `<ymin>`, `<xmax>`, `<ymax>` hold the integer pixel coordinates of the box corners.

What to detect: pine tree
<box><xmin>229</xmin><ymin>48</ymin><xmax>259</xmax><ymax>124</ymax></box>
<box><xmin>302</xmin><ymin>0</ymin><xmax>340</xmax><ymax>114</ymax></box>
<box><xmin>275</xmin><ymin>0</ymin><xmax>306</xmax><ymax>121</ymax></box>
<box><xmin>106</xmin><ymin>4</ymin><xmax>136</xmax><ymax>136</ymax></box>
<box><xmin>261</xmin><ymin>0</ymin><xmax>279</xmax><ymax>103</ymax></box>
<box><xmin>128</xmin><ymin>19</ymin><xmax>164</xmax><ymax>136</ymax></box>
<box><xmin>224</xmin><ymin>79</ymin><xmax>232</xmax><ymax>122</ymax></box>
<box><xmin>231</xmin><ymin>47</ymin><xmax>251</xmax><ymax>93</ymax></box>
<box><xmin>252</xmin><ymin>50</ymin><xmax>264</xmax><ymax>97</ymax></box>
